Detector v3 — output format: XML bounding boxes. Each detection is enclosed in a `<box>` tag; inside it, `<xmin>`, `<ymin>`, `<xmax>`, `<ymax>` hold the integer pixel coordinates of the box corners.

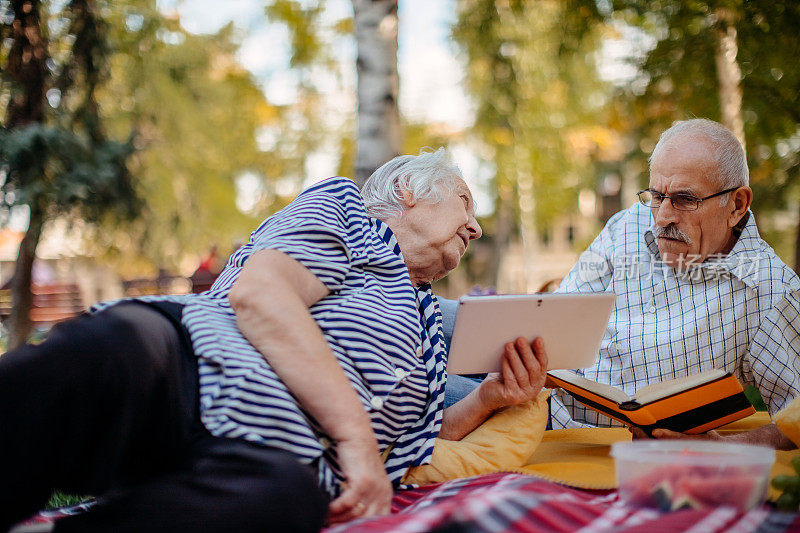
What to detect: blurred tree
<box><xmin>0</xmin><ymin>0</ymin><xmax>139</xmax><ymax>348</ymax></box>
<box><xmin>85</xmin><ymin>5</ymin><xmax>270</xmax><ymax>275</ymax></box>
<box><xmin>713</xmin><ymin>4</ymin><xmax>745</xmax><ymax>147</ymax></box>
<box><xmin>453</xmin><ymin>0</ymin><xmax>611</xmax><ymax>289</ymax></box>
<box><xmin>265</xmin><ymin>0</ymin><xmax>338</xmax><ymax>189</ymax></box>
<box><xmin>351</xmin><ymin>0</ymin><xmax>400</xmax><ymax>186</ymax></box>
<box><xmin>266</xmin><ymin>0</ymin><xmax>401</xmax><ymax>187</ymax></box>
<box><xmin>609</xmin><ymin>1</ymin><xmax>800</xmax><ymax>269</ymax></box>
<box><xmin>452</xmin><ymin>1</ymin><xmax>519</xmax><ymax>287</ymax></box>
<box><xmin>401</xmin><ymin>121</ymin><xmax>455</xmax><ymax>157</ymax></box>
<box><xmin>1</xmin><ymin>0</ymin><xmax>293</xmax><ymax>330</ymax></box>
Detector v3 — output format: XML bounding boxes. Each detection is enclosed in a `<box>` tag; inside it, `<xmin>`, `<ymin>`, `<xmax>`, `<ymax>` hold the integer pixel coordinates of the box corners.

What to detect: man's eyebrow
<box><xmin>652</xmin><ymin>187</ymin><xmax>697</xmax><ymax>196</ymax></box>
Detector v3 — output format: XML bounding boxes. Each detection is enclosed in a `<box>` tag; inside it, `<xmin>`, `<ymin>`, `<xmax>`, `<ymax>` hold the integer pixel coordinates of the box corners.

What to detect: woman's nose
<box><xmin>468</xmin><ymin>218</ymin><xmax>482</xmax><ymax>240</ymax></box>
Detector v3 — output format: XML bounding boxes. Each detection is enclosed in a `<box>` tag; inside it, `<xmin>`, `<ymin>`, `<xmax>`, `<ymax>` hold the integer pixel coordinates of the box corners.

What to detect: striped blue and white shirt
<box><xmin>96</xmin><ymin>177</ymin><xmax>447</xmax><ymax>496</ymax></box>
<box><xmin>551</xmin><ymin>203</ymin><xmax>800</xmax><ymax>429</ymax></box>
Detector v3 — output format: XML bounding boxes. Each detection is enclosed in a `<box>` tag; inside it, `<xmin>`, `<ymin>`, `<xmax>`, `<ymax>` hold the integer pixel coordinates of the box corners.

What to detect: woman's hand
<box><xmin>327</xmin><ymin>437</ymin><xmax>393</xmax><ymax>524</ymax></box>
<box><xmin>439</xmin><ymin>337</ymin><xmax>549</xmax><ymax>440</ymax></box>
<box><xmin>477</xmin><ymin>337</ymin><xmax>549</xmax><ymax>412</ymax></box>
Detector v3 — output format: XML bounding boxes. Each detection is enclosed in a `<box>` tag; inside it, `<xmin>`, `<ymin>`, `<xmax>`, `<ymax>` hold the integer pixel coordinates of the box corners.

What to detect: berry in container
<box><xmin>610</xmin><ymin>440</ymin><xmax>775</xmax><ymax>511</ymax></box>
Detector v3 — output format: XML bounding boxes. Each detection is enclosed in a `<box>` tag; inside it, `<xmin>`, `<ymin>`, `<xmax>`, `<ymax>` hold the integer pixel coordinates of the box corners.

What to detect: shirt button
<box><xmin>415</xmin><ymin>347</ymin><xmax>423</xmax><ymax>359</ymax></box>
<box><xmin>319</xmin><ymin>437</ymin><xmax>332</xmax><ymax>449</ymax></box>
<box><xmin>370</xmin><ymin>397</ymin><xmax>384</xmax><ymax>410</ymax></box>
<box><xmin>648</xmin><ymin>306</ymin><xmax>656</xmax><ymax>313</ymax></box>
<box><xmin>394</xmin><ymin>368</ymin><xmax>407</xmax><ymax>380</ymax></box>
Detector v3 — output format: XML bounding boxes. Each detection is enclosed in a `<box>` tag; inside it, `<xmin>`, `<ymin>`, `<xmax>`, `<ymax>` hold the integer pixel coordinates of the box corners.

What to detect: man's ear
<box><xmin>728</xmin><ymin>186</ymin><xmax>753</xmax><ymax>228</ymax></box>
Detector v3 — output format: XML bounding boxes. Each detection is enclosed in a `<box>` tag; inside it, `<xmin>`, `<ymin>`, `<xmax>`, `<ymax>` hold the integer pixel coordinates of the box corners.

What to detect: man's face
<box><xmin>648</xmin><ymin>137</ymin><xmax>735</xmax><ymax>268</ymax></box>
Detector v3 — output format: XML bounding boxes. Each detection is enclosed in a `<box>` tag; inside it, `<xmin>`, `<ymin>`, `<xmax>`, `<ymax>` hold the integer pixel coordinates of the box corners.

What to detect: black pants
<box><xmin>0</xmin><ymin>302</ymin><xmax>327</xmax><ymax>532</ymax></box>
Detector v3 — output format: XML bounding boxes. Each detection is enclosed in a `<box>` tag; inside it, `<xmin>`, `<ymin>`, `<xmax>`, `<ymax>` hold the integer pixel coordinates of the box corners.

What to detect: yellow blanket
<box><xmin>524</xmin><ymin>413</ymin><xmax>800</xmax><ymax>501</ymax></box>
<box><xmin>406</xmin><ymin>405</ymin><xmax>798</xmax><ymax>501</ymax></box>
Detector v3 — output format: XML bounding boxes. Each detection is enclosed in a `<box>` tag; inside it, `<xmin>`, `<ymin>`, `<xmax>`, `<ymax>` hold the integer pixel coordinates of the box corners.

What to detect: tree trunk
<box><xmin>714</xmin><ymin>7</ymin><xmax>746</xmax><ymax>150</ymax></box>
<box><xmin>352</xmin><ymin>0</ymin><xmax>401</xmax><ymax>187</ymax></box>
<box><xmin>5</xmin><ymin>0</ymin><xmax>48</xmax><ymax>127</ymax></box>
<box><xmin>4</xmin><ymin>0</ymin><xmax>49</xmax><ymax>348</ymax></box>
<box><xmin>515</xmin><ymin>148</ymin><xmax>538</xmax><ymax>293</ymax></box>
<box><xmin>488</xmin><ymin>182</ymin><xmax>514</xmax><ymax>288</ymax></box>
<box><xmin>8</xmin><ymin>203</ymin><xmax>45</xmax><ymax>349</ymax></box>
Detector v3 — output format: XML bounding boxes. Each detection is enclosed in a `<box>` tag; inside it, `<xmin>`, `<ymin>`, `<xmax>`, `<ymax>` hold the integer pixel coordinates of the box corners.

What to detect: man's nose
<box><xmin>653</xmin><ymin>200</ymin><xmax>680</xmax><ymax>227</ymax></box>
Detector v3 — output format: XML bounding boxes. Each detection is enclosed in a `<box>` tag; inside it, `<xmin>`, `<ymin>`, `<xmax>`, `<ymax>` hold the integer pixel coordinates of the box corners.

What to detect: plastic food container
<box><xmin>610</xmin><ymin>440</ymin><xmax>775</xmax><ymax>511</ymax></box>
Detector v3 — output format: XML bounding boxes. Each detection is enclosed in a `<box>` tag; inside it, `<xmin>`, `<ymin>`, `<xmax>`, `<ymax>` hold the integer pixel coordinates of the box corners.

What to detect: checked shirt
<box><xmin>551</xmin><ymin>202</ymin><xmax>800</xmax><ymax>429</ymax></box>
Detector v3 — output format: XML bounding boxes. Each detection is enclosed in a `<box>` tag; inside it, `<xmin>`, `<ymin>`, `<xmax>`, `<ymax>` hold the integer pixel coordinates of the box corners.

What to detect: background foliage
<box><xmin>1</xmin><ymin>0</ymin><xmax>799</xmax><ymax>294</ymax></box>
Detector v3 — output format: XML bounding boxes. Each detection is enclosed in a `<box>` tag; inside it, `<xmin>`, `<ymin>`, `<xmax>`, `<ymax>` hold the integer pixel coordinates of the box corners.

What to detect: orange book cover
<box><xmin>547</xmin><ymin>369</ymin><xmax>755</xmax><ymax>435</ymax></box>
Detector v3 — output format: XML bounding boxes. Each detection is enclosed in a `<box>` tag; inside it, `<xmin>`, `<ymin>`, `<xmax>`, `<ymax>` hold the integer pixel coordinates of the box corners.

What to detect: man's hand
<box><xmin>629</xmin><ymin>426</ymin><xmax>723</xmax><ymax>441</ymax></box>
<box><xmin>477</xmin><ymin>337</ymin><xmax>549</xmax><ymax>412</ymax></box>
<box><xmin>327</xmin><ymin>437</ymin><xmax>393</xmax><ymax>524</ymax></box>
<box><xmin>629</xmin><ymin>423</ymin><xmax>796</xmax><ymax>450</ymax></box>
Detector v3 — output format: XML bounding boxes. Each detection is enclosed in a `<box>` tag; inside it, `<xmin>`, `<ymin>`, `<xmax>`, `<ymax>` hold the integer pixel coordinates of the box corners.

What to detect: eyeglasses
<box><xmin>637</xmin><ymin>188</ymin><xmax>739</xmax><ymax>211</ymax></box>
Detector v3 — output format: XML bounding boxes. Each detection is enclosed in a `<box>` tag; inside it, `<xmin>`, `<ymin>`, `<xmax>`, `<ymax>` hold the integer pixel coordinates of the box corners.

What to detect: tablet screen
<box><xmin>446</xmin><ymin>293</ymin><xmax>615</xmax><ymax>374</ymax></box>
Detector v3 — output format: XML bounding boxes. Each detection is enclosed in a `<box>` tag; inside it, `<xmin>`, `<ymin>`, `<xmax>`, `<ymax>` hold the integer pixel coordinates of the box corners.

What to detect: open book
<box><xmin>547</xmin><ymin>368</ymin><xmax>756</xmax><ymax>435</ymax></box>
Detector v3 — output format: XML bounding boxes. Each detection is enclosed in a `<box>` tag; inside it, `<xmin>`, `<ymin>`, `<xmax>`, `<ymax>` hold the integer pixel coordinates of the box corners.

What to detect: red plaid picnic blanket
<box><xmin>29</xmin><ymin>472</ymin><xmax>800</xmax><ymax>532</ymax></box>
<box><xmin>325</xmin><ymin>472</ymin><xmax>800</xmax><ymax>532</ymax></box>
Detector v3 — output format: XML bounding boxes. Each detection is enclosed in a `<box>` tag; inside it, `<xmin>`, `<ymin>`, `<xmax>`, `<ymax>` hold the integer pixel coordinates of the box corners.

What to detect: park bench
<box><xmin>0</xmin><ymin>282</ymin><xmax>85</xmax><ymax>326</ymax></box>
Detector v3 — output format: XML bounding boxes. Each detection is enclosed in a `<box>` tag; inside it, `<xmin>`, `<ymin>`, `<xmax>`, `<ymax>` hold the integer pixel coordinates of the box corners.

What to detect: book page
<box><xmin>547</xmin><ymin>369</ymin><xmax>632</xmax><ymax>404</ymax></box>
<box><xmin>632</xmin><ymin>369</ymin><xmax>728</xmax><ymax>405</ymax></box>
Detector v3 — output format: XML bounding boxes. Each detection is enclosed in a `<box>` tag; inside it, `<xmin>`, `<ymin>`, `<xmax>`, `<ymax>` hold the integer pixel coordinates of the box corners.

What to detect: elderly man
<box><xmin>547</xmin><ymin>118</ymin><xmax>799</xmax><ymax>448</ymax></box>
<box><xmin>445</xmin><ymin>119</ymin><xmax>800</xmax><ymax>444</ymax></box>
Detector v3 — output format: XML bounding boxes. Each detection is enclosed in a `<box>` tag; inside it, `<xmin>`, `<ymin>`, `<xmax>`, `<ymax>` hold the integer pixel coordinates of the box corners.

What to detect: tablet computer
<box><xmin>446</xmin><ymin>293</ymin><xmax>616</xmax><ymax>374</ymax></box>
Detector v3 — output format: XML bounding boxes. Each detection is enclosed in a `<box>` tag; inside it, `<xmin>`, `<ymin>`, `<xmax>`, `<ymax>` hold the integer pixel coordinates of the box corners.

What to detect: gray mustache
<box><xmin>652</xmin><ymin>224</ymin><xmax>692</xmax><ymax>245</ymax></box>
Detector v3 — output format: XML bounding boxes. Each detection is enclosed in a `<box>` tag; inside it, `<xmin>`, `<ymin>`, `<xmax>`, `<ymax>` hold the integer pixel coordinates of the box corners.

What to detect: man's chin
<box><xmin>659</xmin><ymin>250</ymin><xmax>704</xmax><ymax>269</ymax></box>
<box><xmin>657</xmin><ymin>242</ymin><xmax>688</xmax><ymax>267</ymax></box>
<box><xmin>659</xmin><ymin>253</ymin><xmax>682</xmax><ymax>268</ymax></box>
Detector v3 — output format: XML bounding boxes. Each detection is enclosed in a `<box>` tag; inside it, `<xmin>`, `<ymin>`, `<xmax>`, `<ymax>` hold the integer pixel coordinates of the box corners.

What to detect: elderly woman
<box><xmin>0</xmin><ymin>149</ymin><xmax>547</xmax><ymax>532</ymax></box>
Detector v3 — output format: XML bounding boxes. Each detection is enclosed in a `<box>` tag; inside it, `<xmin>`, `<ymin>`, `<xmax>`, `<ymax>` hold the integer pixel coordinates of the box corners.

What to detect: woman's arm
<box><xmin>229</xmin><ymin>249</ymin><xmax>392</xmax><ymax>523</ymax></box>
<box><xmin>439</xmin><ymin>338</ymin><xmax>549</xmax><ymax>441</ymax></box>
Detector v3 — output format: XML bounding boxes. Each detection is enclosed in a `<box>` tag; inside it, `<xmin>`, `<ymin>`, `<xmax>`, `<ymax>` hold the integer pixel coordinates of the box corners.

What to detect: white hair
<box><xmin>361</xmin><ymin>147</ymin><xmax>464</xmax><ymax>220</ymax></box>
<box><xmin>649</xmin><ymin>119</ymin><xmax>749</xmax><ymax>205</ymax></box>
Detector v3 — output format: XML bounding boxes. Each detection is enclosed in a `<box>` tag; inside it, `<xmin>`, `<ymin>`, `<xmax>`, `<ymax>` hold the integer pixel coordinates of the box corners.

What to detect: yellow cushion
<box><xmin>772</xmin><ymin>396</ymin><xmax>800</xmax><ymax>447</ymax></box>
<box><xmin>402</xmin><ymin>390</ymin><xmax>550</xmax><ymax>485</ymax></box>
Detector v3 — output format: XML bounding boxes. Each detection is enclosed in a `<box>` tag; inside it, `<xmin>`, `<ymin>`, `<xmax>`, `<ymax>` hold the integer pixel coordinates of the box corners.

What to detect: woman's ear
<box><xmin>728</xmin><ymin>186</ymin><xmax>753</xmax><ymax>228</ymax></box>
<box><xmin>398</xmin><ymin>179</ymin><xmax>416</xmax><ymax>208</ymax></box>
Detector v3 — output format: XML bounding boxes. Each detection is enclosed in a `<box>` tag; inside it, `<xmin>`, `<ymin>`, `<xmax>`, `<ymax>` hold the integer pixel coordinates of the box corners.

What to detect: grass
<box><xmin>46</xmin><ymin>492</ymin><xmax>91</xmax><ymax>510</ymax></box>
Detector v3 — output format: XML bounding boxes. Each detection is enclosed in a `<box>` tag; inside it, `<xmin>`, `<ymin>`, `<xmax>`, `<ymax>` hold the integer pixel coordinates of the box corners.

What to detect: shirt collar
<box><xmin>416</xmin><ymin>282</ymin><xmax>433</xmax><ymax>297</ymax></box>
<box><xmin>642</xmin><ymin>210</ymin><xmax>763</xmax><ymax>287</ymax></box>
<box><xmin>370</xmin><ymin>218</ymin><xmax>403</xmax><ymax>258</ymax></box>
